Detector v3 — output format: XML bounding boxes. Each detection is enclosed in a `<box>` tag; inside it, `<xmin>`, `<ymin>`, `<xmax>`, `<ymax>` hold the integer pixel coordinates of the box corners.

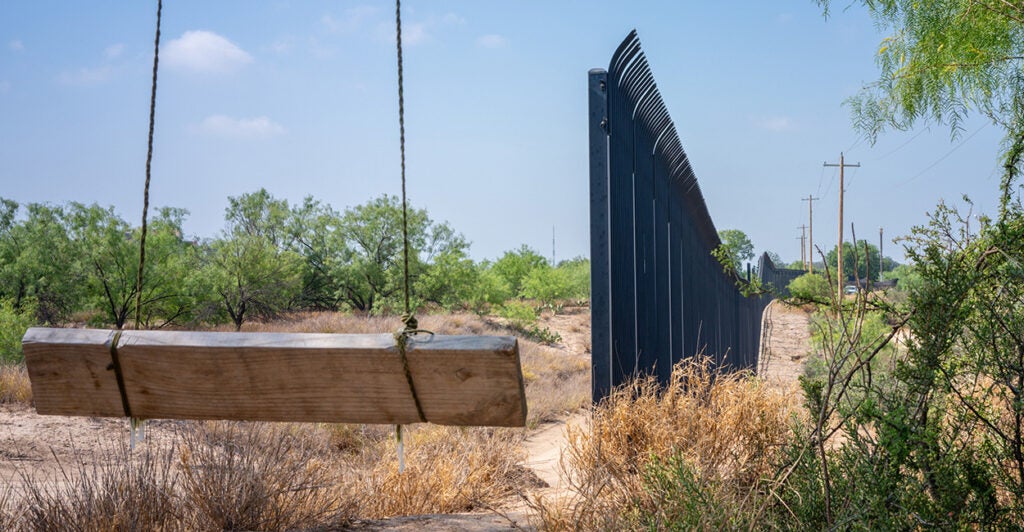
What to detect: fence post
<box><xmin>588</xmin><ymin>68</ymin><xmax>611</xmax><ymax>403</ymax></box>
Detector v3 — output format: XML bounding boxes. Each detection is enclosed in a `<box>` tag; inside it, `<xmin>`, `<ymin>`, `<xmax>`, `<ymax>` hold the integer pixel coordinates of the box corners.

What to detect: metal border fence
<box><xmin>589</xmin><ymin>31</ymin><xmax>802</xmax><ymax>402</ymax></box>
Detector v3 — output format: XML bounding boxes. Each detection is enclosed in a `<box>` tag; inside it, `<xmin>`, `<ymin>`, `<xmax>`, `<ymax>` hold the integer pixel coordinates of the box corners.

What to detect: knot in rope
<box><xmin>394</xmin><ymin>315</ymin><xmax>433</xmax><ymax>424</ymax></box>
<box><xmin>400</xmin><ymin>312</ymin><xmax>418</xmax><ymax>332</ymax></box>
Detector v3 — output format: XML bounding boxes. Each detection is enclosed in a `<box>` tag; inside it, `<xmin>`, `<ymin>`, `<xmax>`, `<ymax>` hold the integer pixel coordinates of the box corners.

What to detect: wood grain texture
<box><xmin>22</xmin><ymin>328</ymin><xmax>125</xmax><ymax>417</ymax></box>
<box><xmin>21</xmin><ymin>328</ymin><xmax>527</xmax><ymax>427</ymax></box>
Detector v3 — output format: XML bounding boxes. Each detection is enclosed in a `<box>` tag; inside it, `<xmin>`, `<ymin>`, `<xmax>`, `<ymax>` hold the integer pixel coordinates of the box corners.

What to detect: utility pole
<box><xmin>824</xmin><ymin>153</ymin><xmax>860</xmax><ymax>301</ymax></box>
<box><xmin>551</xmin><ymin>226</ymin><xmax>556</xmax><ymax>266</ymax></box>
<box><xmin>879</xmin><ymin>227</ymin><xmax>884</xmax><ymax>276</ymax></box>
<box><xmin>802</xmin><ymin>195</ymin><xmax>820</xmax><ymax>272</ymax></box>
<box><xmin>797</xmin><ymin>225</ymin><xmax>808</xmax><ymax>270</ymax></box>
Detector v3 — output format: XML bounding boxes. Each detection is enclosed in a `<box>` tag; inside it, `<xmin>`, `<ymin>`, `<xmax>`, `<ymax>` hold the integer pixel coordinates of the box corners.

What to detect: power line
<box><xmin>823</xmin><ymin>166</ymin><xmax>838</xmax><ymax>197</ymax></box>
<box><xmin>802</xmin><ymin>195</ymin><xmax>820</xmax><ymax>272</ymax></box>
<box><xmin>875</xmin><ymin>127</ymin><xmax>928</xmax><ymax>160</ymax></box>
<box><xmin>845</xmin><ymin>134</ymin><xmax>867</xmax><ymax>154</ymax></box>
<box><xmin>844</xmin><ymin>166</ymin><xmax>859</xmax><ymax>191</ymax></box>
<box><xmin>896</xmin><ymin>123</ymin><xmax>988</xmax><ymax>187</ymax></box>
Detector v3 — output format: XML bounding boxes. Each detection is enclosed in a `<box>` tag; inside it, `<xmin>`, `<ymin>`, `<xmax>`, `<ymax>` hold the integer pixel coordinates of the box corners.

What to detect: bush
<box><xmin>786</xmin><ymin>272</ymin><xmax>830</xmax><ymax>302</ymax></box>
<box><xmin>492</xmin><ymin>245</ymin><xmax>548</xmax><ymax>296</ymax></box>
<box><xmin>498</xmin><ymin>301</ymin><xmax>562</xmax><ymax>346</ymax></box>
<box><xmin>466</xmin><ymin>265</ymin><xmax>512</xmax><ymax>315</ymax></box>
<box><xmin>0</xmin><ymin>298</ymin><xmax>35</xmax><ymax>364</ymax></box>
<box><xmin>534</xmin><ymin>356</ymin><xmax>799</xmax><ymax>529</ymax></box>
<box><xmin>520</xmin><ymin>258</ymin><xmax>590</xmax><ymax>310</ymax></box>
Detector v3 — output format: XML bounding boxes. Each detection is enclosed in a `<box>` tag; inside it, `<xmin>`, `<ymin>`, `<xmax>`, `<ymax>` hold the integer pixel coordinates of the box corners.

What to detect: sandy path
<box><xmin>758</xmin><ymin>300</ymin><xmax>814</xmax><ymax>393</ymax></box>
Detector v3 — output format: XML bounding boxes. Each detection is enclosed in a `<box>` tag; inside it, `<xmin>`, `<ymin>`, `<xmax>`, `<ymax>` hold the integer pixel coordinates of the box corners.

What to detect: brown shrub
<box><xmin>534</xmin><ymin>356</ymin><xmax>800</xmax><ymax>529</ymax></box>
<box><xmin>0</xmin><ymin>364</ymin><xmax>31</xmax><ymax>405</ymax></box>
<box><xmin>17</xmin><ymin>441</ymin><xmax>180</xmax><ymax>531</ymax></box>
<box><xmin>178</xmin><ymin>421</ymin><xmax>354</xmax><ymax>530</ymax></box>
<box><xmin>358</xmin><ymin>425</ymin><xmax>527</xmax><ymax>518</ymax></box>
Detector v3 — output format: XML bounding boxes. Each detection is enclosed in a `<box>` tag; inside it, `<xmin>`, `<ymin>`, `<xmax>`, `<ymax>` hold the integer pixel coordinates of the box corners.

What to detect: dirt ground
<box><xmin>758</xmin><ymin>300</ymin><xmax>814</xmax><ymax>394</ymax></box>
<box><xmin>0</xmin><ymin>305</ymin><xmax>809</xmax><ymax>531</ymax></box>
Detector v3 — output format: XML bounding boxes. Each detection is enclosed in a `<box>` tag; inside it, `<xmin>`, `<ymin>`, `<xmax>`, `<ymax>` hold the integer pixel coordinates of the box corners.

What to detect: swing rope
<box><xmin>124</xmin><ymin>0</ymin><xmax>425</xmax><ymax>464</ymax></box>
<box><xmin>393</xmin><ymin>0</ymin><xmax>433</xmax><ymax>473</ymax></box>
<box><xmin>134</xmin><ymin>0</ymin><xmax>162</xmax><ymax>331</ymax></box>
<box><xmin>124</xmin><ymin>0</ymin><xmax>161</xmax><ymax>450</ymax></box>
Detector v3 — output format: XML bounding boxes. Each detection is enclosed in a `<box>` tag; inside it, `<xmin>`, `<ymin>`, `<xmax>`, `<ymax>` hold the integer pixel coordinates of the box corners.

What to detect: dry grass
<box><xmin>520</xmin><ymin>342</ymin><xmax>590</xmax><ymax>428</ymax></box>
<box><xmin>178</xmin><ymin>422</ymin><xmax>354</xmax><ymax>530</ymax></box>
<box><xmin>356</xmin><ymin>425</ymin><xmax>529</xmax><ymax>517</ymax></box>
<box><xmin>533</xmin><ymin>356</ymin><xmax>800</xmax><ymax>530</ymax></box>
<box><xmin>17</xmin><ymin>441</ymin><xmax>181</xmax><ymax>531</ymax></box>
<box><xmin>3</xmin><ymin>421</ymin><xmax>529</xmax><ymax>530</ymax></box>
<box><xmin>0</xmin><ymin>364</ymin><xmax>31</xmax><ymax>404</ymax></box>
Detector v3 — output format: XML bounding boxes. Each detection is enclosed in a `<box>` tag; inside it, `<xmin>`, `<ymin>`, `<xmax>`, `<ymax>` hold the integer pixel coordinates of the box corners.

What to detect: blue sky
<box><xmin>0</xmin><ymin>1</ymin><xmax>1006</xmax><ymax>265</ymax></box>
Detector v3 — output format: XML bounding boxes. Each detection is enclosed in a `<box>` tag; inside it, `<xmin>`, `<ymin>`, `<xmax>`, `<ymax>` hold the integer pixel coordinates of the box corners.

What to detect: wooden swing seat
<box><xmin>22</xmin><ymin>328</ymin><xmax>527</xmax><ymax>427</ymax></box>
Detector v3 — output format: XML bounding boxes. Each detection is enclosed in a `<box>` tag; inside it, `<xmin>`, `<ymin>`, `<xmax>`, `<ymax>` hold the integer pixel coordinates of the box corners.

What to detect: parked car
<box><xmin>844</xmin><ymin>284</ymin><xmax>858</xmax><ymax>295</ymax></box>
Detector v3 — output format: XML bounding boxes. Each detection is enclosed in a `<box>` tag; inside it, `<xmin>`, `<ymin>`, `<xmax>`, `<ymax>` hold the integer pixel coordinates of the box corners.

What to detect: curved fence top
<box><xmin>607</xmin><ymin>30</ymin><xmax>720</xmax><ymax>251</ymax></box>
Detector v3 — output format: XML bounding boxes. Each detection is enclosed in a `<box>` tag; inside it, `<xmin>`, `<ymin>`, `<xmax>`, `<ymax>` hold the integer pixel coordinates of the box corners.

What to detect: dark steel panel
<box><xmin>590</xmin><ymin>31</ymin><xmax>801</xmax><ymax>402</ymax></box>
<box><xmin>588</xmin><ymin>69</ymin><xmax>612</xmax><ymax>401</ymax></box>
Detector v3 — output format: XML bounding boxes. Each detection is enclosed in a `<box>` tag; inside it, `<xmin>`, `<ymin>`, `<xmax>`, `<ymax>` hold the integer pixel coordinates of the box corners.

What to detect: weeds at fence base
<box><xmin>530</xmin><ymin>355</ymin><xmax>800</xmax><ymax>530</ymax></box>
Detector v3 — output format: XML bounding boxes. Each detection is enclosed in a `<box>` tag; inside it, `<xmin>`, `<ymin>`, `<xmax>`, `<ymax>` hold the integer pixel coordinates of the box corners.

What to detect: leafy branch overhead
<box><xmin>818</xmin><ymin>0</ymin><xmax>1024</xmax><ymax>147</ymax></box>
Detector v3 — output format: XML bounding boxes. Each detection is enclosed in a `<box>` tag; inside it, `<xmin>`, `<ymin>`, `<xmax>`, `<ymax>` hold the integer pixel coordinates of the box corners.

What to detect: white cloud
<box><xmin>104</xmin><ymin>43</ymin><xmax>124</xmax><ymax>59</ymax></box>
<box><xmin>477</xmin><ymin>34</ymin><xmax>507</xmax><ymax>48</ymax></box>
<box><xmin>305</xmin><ymin>36</ymin><xmax>338</xmax><ymax>59</ymax></box>
<box><xmin>268</xmin><ymin>37</ymin><xmax>294</xmax><ymax>55</ymax></box>
<box><xmin>440</xmin><ymin>13</ymin><xmax>466</xmax><ymax>25</ymax></box>
<box><xmin>754</xmin><ymin>116</ymin><xmax>796</xmax><ymax>132</ymax></box>
<box><xmin>322</xmin><ymin>6</ymin><xmax>377</xmax><ymax>33</ymax></box>
<box><xmin>9</xmin><ymin>40</ymin><xmax>23</xmax><ymax>51</ymax></box>
<box><xmin>58</xmin><ymin>65</ymin><xmax>113</xmax><ymax>86</ymax></box>
<box><xmin>163</xmin><ymin>30</ymin><xmax>253</xmax><ymax>74</ymax></box>
<box><xmin>197</xmin><ymin>115</ymin><xmax>286</xmax><ymax>139</ymax></box>
<box><xmin>0</xmin><ymin>80</ymin><xmax>10</xmax><ymax>93</ymax></box>
<box><xmin>376</xmin><ymin>11</ymin><xmax>465</xmax><ymax>46</ymax></box>
<box><xmin>403</xmin><ymin>23</ymin><xmax>429</xmax><ymax>45</ymax></box>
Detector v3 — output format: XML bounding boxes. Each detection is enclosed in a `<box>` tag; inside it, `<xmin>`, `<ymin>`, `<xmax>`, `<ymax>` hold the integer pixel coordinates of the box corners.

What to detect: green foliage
<box><xmin>497</xmin><ymin>301</ymin><xmax>536</xmax><ymax>329</ymax></box>
<box><xmin>521</xmin><ymin>265</ymin><xmax>575</xmax><ymax>309</ymax></box>
<box><xmin>826</xmin><ymin>239</ymin><xmax>882</xmax><ymax>282</ymax></box>
<box><xmin>464</xmin><ymin>263</ymin><xmax>512</xmax><ymax>315</ymax></box>
<box><xmin>0</xmin><ymin>298</ymin><xmax>35</xmax><ymax>363</ymax></box>
<box><xmin>555</xmin><ymin>256</ymin><xmax>591</xmax><ymax>302</ymax></box>
<box><xmin>639</xmin><ymin>454</ymin><xmax>746</xmax><ymax>530</ymax></box>
<box><xmin>881</xmin><ymin>263</ymin><xmax>922</xmax><ymax>293</ymax></box>
<box><xmin>492</xmin><ymin>245</ymin><xmax>548</xmax><ymax>296</ymax></box>
<box><xmin>717</xmin><ymin>229</ymin><xmax>754</xmax><ymax>273</ymax></box>
<box><xmin>497</xmin><ymin>301</ymin><xmax>562</xmax><ymax>345</ymax></box>
<box><xmin>0</xmin><ymin>191</ymin><xmax>581</xmax><ymax>330</ymax></box>
<box><xmin>328</xmin><ymin>195</ymin><xmax>466</xmax><ymax>314</ymax></box>
<box><xmin>787</xmin><ymin>272</ymin><xmax>831</xmax><ymax>302</ymax></box>
<box><xmin>224</xmin><ymin>188</ymin><xmax>293</xmax><ymax>248</ymax></box>
<box><xmin>0</xmin><ymin>200</ymin><xmax>84</xmax><ymax>324</ymax></box>
<box><xmin>287</xmin><ymin>197</ymin><xmax>343</xmax><ymax>310</ymax></box>
<box><xmin>819</xmin><ymin>0</ymin><xmax>1024</xmax><ymax>138</ymax></box>
<box><xmin>65</xmin><ymin>204</ymin><xmax>197</xmax><ymax>329</ymax></box>
<box><xmin>415</xmin><ymin>249</ymin><xmax>479</xmax><ymax>311</ymax></box>
<box><xmin>204</xmin><ymin>233</ymin><xmax>304</xmax><ymax>331</ymax></box>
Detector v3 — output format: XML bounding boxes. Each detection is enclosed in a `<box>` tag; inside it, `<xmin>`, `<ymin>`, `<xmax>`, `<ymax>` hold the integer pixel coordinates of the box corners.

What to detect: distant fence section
<box><xmin>758</xmin><ymin>253</ymin><xmax>805</xmax><ymax>298</ymax></box>
<box><xmin>589</xmin><ymin>31</ymin><xmax>804</xmax><ymax>402</ymax></box>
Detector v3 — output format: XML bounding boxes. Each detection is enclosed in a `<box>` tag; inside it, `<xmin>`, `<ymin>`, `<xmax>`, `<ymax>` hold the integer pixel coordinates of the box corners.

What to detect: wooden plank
<box><xmin>406</xmin><ymin>335</ymin><xmax>526</xmax><ymax>427</ymax></box>
<box><xmin>21</xmin><ymin>328</ymin><xmax>527</xmax><ymax>427</ymax></box>
<box><xmin>22</xmin><ymin>328</ymin><xmax>125</xmax><ymax>417</ymax></box>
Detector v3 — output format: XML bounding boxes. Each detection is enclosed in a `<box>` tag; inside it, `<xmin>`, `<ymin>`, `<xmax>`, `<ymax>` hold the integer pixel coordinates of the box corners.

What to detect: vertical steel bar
<box><xmin>588</xmin><ymin>69</ymin><xmax>611</xmax><ymax>402</ymax></box>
